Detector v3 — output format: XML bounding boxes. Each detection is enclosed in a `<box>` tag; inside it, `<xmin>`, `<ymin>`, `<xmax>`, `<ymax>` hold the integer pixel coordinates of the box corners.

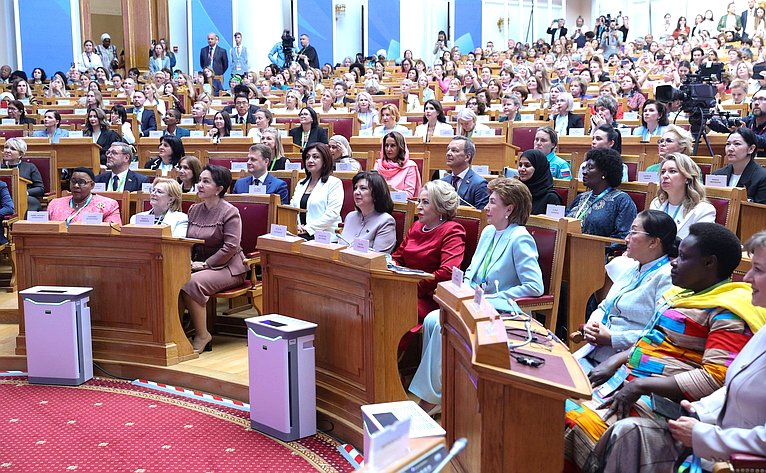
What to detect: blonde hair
<box><xmin>660</xmin><ymin>125</ymin><xmax>693</xmax><ymax>156</ymax></box>
<box><xmin>4</xmin><ymin>137</ymin><xmax>27</xmax><ymax>155</ymax></box>
<box><xmin>423</xmin><ymin>180</ymin><xmax>459</xmax><ymax>220</ymax></box>
<box><xmin>655</xmin><ymin>153</ymin><xmax>707</xmax><ymax>215</ymax></box>
<box><xmin>151</xmin><ymin>177</ymin><xmax>183</xmax><ymax>212</ymax></box>
<box><xmin>261</xmin><ymin>127</ymin><xmax>286</xmax><ymax>158</ymax></box>
<box><xmin>379</xmin><ymin>103</ymin><xmax>401</xmax><ymax>122</ymax></box>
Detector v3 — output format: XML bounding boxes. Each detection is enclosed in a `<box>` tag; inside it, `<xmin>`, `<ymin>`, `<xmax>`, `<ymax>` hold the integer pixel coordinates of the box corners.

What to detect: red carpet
<box><xmin>0</xmin><ymin>377</ymin><xmax>353</xmax><ymax>472</ymax></box>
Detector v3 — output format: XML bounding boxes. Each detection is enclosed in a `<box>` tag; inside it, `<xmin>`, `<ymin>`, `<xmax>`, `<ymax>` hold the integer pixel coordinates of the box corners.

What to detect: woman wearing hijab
<box><xmin>516</xmin><ymin>149</ymin><xmax>562</xmax><ymax>214</ymax></box>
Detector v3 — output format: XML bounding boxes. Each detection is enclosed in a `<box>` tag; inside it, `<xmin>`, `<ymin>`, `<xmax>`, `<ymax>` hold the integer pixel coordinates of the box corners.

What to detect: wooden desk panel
<box><xmin>13</xmin><ymin>230</ymin><xmax>197</xmax><ymax>366</ymax></box>
<box><xmin>258</xmin><ymin>245</ymin><xmax>426</xmax><ymax>447</ymax></box>
<box><xmin>24</xmin><ymin>140</ymin><xmax>101</xmax><ymax>173</ymax></box>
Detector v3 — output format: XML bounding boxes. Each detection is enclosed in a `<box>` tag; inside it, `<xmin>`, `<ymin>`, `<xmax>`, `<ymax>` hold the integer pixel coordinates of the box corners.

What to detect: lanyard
<box><xmin>575</xmin><ymin>187</ymin><xmax>612</xmax><ymax>220</ymax></box>
<box><xmin>664</xmin><ymin>201</ymin><xmax>682</xmax><ymax>221</ymax></box>
<box><xmin>600</xmin><ymin>256</ymin><xmax>670</xmax><ymax>325</ymax></box>
<box><xmin>480</xmin><ymin>232</ymin><xmax>502</xmax><ymax>283</ymax></box>
<box><xmin>66</xmin><ymin>194</ymin><xmax>94</xmax><ymax>228</ymax></box>
<box><xmin>154</xmin><ymin>209</ymin><xmax>168</xmax><ymax>225</ymax></box>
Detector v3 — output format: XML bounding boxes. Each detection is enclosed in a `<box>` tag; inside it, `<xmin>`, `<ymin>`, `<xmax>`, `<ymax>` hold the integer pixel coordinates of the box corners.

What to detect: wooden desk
<box><xmin>738</xmin><ymin>201</ymin><xmax>766</xmax><ymax>244</ymax></box>
<box><xmin>257</xmin><ymin>239</ymin><xmax>429</xmax><ymax>448</ymax></box>
<box><xmin>437</xmin><ymin>283</ymin><xmax>591</xmax><ymax>473</ymax></box>
<box><xmin>13</xmin><ymin>225</ymin><xmax>198</xmax><ymax>366</ymax></box>
<box><xmin>136</xmin><ymin>137</ymin><xmax>254</xmax><ymax>165</ymax></box>
<box><xmin>23</xmin><ymin>138</ymin><xmax>101</xmax><ymax>174</ymax></box>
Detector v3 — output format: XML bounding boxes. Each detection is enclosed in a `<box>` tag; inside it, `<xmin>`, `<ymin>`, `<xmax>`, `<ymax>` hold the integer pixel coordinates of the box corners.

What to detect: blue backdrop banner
<box><xmin>297</xmin><ymin>0</ymin><xmax>333</xmax><ymax>67</ymax></box>
<box><xmin>368</xmin><ymin>0</ymin><xmax>400</xmax><ymax>60</ymax></box>
<box><xmin>192</xmin><ymin>0</ymin><xmax>233</xmax><ymax>73</ymax></box>
<box><xmin>19</xmin><ymin>0</ymin><xmax>74</xmax><ymax>74</ymax></box>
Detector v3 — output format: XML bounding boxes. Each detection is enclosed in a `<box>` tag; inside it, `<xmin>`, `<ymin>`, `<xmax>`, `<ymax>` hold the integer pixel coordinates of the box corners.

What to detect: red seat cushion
<box><xmin>512</xmin><ymin>127</ymin><xmax>538</xmax><ymax>151</ymax></box>
<box><xmin>227</xmin><ymin>200</ymin><xmax>270</xmax><ymax>255</ymax></box>
<box><xmin>554</xmin><ymin>186</ymin><xmax>569</xmax><ymax>205</ymax></box>
<box><xmin>453</xmin><ymin>217</ymin><xmax>481</xmax><ymax>271</ymax></box>
<box><xmin>625</xmin><ymin>191</ymin><xmax>648</xmax><ymax>212</ymax></box>
<box><xmin>320</xmin><ymin>116</ymin><xmax>353</xmax><ymax>140</ymax></box>
<box><xmin>708</xmin><ymin>197</ymin><xmax>730</xmax><ymax>226</ymax></box>
<box><xmin>392</xmin><ymin>209</ymin><xmax>406</xmax><ymax>250</ymax></box>
<box><xmin>515</xmin><ymin>294</ymin><xmax>554</xmax><ymax>305</ymax></box>
<box><xmin>22</xmin><ymin>158</ymin><xmax>51</xmax><ymax>195</ymax></box>
<box><xmin>0</xmin><ymin>129</ymin><xmax>24</xmax><ymax>139</ymax></box>
<box><xmin>340</xmin><ymin>177</ymin><xmax>355</xmax><ymax>220</ymax></box>
<box><xmin>625</xmin><ymin>162</ymin><xmax>638</xmax><ymax>182</ymax></box>
<box><xmin>526</xmin><ymin>225</ymin><xmax>557</xmax><ymax>295</ymax></box>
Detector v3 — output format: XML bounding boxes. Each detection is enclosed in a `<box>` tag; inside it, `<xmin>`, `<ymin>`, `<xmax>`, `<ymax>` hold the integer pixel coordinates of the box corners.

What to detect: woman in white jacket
<box><xmin>290</xmin><ymin>143</ymin><xmax>344</xmax><ymax>240</ymax></box>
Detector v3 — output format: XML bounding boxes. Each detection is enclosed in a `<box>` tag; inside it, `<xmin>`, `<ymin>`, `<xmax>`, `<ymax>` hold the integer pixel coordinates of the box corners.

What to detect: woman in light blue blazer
<box><xmin>409</xmin><ymin>177</ymin><xmax>544</xmax><ymax>413</ymax></box>
<box><xmin>31</xmin><ymin>110</ymin><xmax>69</xmax><ymax>143</ymax></box>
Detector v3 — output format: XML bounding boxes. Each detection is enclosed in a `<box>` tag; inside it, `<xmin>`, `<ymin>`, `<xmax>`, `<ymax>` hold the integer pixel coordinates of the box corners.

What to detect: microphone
<box><xmin>336</xmin><ymin>233</ymin><xmax>352</xmax><ymax>245</ymax></box>
<box><xmin>433</xmin><ymin>438</ymin><xmax>468</xmax><ymax>472</ymax></box>
<box><xmin>457</xmin><ymin>194</ymin><xmax>476</xmax><ymax>208</ymax></box>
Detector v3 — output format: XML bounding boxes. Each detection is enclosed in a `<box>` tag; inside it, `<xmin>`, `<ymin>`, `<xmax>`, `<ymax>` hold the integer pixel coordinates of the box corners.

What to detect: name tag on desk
<box><xmin>352</xmin><ymin>238</ymin><xmax>369</xmax><ymax>253</ymax></box>
<box><xmin>637</xmin><ymin>171</ymin><xmax>659</xmax><ymax>183</ymax></box>
<box><xmin>27</xmin><ymin>211</ymin><xmax>48</xmax><ymax>222</ymax></box>
<box><xmin>129</xmin><ymin>161</ymin><xmax>140</xmax><ymax>170</ymax></box>
<box><xmin>285</xmin><ymin>162</ymin><xmax>302</xmax><ymax>171</ymax></box>
<box><xmin>149</xmin><ymin>130</ymin><xmax>164</xmax><ymax>138</ymax></box>
<box><xmin>336</xmin><ymin>162</ymin><xmax>353</xmax><ymax>172</ymax></box>
<box><xmin>451</xmin><ymin>266</ymin><xmax>463</xmax><ymax>288</ymax></box>
<box><xmin>314</xmin><ymin>230</ymin><xmax>332</xmax><ymax>244</ymax></box>
<box><xmin>68</xmin><ymin>130</ymin><xmax>84</xmax><ymax>138</ymax></box>
<box><xmin>472</xmin><ymin>165</ymin><xmax>489</xmax><ymax>175</ymax></box>
<box><xmin>190</xmin><ymin>130</ymin><xmax>204</xmax><ymax>138</ymax></box>
<box><xmin>180</xmin><ymin>118</ymin><xmax>194</xmax><ymax>125</ymax></box>
<box><xmin>93</xmin><ymin>183</ymin><xmax>107</xmax><ymax>192</ymax></box>
<box><xmin>390</xmin><ymin>191</ymin><xmax>407</xmax><ymax>203</ymax></box>
<box><xmin>82</xmin><ymin>213</ymin><xmax>103</xmax><ymax>224</ymax></box>
<box><xmin>546</xmin><ymin>204</ymin><xmax>566</xmax><ymax>218</ymax></box>
<box><xmin>270</xmin><ymin>224</ymin><xmax>287</xmax><ymax>238</ymax></box>
<box><xmin>141</xmin><ymin>183</ymin><xmax>153</xmax><ymax>193</ymax></box>
<box><xmin>230</xmin><ymin>161</ymin><xmax>247</xmax><ymax>172</ymax></box>
<box><xmin>0</xmin><ymin>119</ymin><xmax>14</xmax><ymax>125</ymax></box>
<box><xmin>568</xmin><ymin>128</ymin><xmax>586</xmax><ymax>136</ymax></box>
<box><xmin>249</xmin><ymin>184</ymin><xmax>266</xmax><ymax>194</ymax></box>
<box><xmin>135</xmin><ymin>214</ymin><xmax>154</xmax><ymax>226</ymax></box>
<box><xmin>705</xmin><ymin>175</ymin><xmax>727</xmax><ymax>187</ymax></box>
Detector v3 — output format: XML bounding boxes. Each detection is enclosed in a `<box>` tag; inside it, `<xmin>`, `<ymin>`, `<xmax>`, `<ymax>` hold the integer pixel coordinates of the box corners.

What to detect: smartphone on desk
<box><xmin>651</xmin><ymin>393</ymin><xmax>698</xmax><ymax>421</ymax></box>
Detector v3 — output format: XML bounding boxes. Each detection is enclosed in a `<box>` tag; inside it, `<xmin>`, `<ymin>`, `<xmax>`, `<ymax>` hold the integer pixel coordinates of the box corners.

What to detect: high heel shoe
<box><xmin>192</xmin><ymin>334</ymin><xmax>213</xmax><ymax>354</ymax></box>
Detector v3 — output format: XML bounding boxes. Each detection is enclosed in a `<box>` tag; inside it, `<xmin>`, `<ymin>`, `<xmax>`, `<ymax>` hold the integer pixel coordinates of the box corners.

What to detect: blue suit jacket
<box><xmin>95</xmin><ymin>170</ymin><xmax>151</xmax><ymax>192</ymax></box>
<box><xmin>132</xmin><ymin>109</ymin><xmax>157</xmax><ymax>137</ymax></box>
<box><xmin>165</xmin><ymin>127</ymin><xmax>191</xmax><ymax>138</ymax></box>
<box><xmin>232</xmin><ymin>173</ymin><xmax>289</xmax><ymax>204</ymax></box>
<box><xmin>441</xmin><ymin>168</ymin><xmax>489</xmax><ymax>209</ymax></box>
<box><xmin>463</xmin><ymin>224</ymin><xmax>544</xmax><ymax>313</ymax></box>
<box><xmin>200</xmin><ymin>45</ymin><xmax>228</xmax><ymax>75</ymax></box>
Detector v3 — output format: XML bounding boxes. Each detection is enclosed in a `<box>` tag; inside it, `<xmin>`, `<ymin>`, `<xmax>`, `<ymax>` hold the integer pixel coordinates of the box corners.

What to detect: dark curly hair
<box><xmin>687</xmin><ymin>223</ymin><xmax>742</xmax><ymax>280</ymax></box>
<box><xmin>585</xmin><ymin>147</ymin><xmax>625</xmax><ymax>187</ymax></box>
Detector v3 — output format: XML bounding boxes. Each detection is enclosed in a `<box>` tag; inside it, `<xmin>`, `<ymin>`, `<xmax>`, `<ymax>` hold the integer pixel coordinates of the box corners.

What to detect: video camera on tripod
<box><xmin>281</xmin><ymin>30</ymin><xmax>295</xmax><ymax>70</ymax></box>
<box><xmin>655</xmin><ymin>62</ymin><xmax>724</xmax><ymax>155</ymax></box>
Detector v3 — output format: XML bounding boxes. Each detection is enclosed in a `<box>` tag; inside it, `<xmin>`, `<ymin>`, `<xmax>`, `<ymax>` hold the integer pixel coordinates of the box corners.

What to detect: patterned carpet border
<box><xmin>0</xmin><ymin>376</ymin><xmax>353</xmax><ymax>473</ymax></box>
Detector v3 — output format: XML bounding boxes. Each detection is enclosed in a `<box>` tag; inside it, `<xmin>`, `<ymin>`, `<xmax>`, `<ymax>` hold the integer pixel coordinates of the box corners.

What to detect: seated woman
<box><xmin>409</xmin><ymin>178</ymin><xmax>543</xmax><ymax>410</ymax></box>
<box><xmin>129</xmin><ymin>177</ymin><xmax>188</xmax><ymax>238</ymax></box>
<box><xmin>649</xmin><ymin>153</ymin><xmax>716</xmax><ymax>239</ymax></box>
<box><xmin>177</xmin><ymin>156</ymin><xmax>202</xmax><ymax>193</ymax></box>
<box><xmin>340</xmin><ymin>171</ymin><xmax>396</xmax><ymax>254</ymax></box>
<box><xmin>31</xmin><ymin>110</ymin><xmax>69</xmax><ymax>143</ymax></box>
<box><xmin>565</xmin><ymin>223</ymin><xmax>766</xmax><ymax>472</ymax></box>
<box><xmin>260</xmin><ymin>127</ymin><xmax>289</xmax><ymax>171</ymax></box>
<box><xmin>516</xmin><ymin>149</ymin><xmax>562</xmax><ymax>214</ymax></box>
<box><xmin>246</xmin><ymin>108</ymin><xmax>273</xmax><ymax>142</ymax></box>
<box><xmin>498</xmin><ymin>93</ymin><xmax>522</xmax><ymax>122</ymax></box>
<box><xmin>373</xmin><ymin>103</ymin><xmax>409</xmax><ymax>136</ymax></box>
<box><xmin>534</xmin><ymin>126</ymin><xmax>572</xmax><ymax>180</ymax></box>
<box><xmin>145</xmin><ymin>135</ymin><xmax>184</xmax><ymax>175</ymax></box>
<box><xmin>374</xmin><ymin>131</ymin><xmax>422</xmax><ymax>199</ymax></box>
<box><xmin>2</xmin><ymin>138</ymin><xmax>44</xmax><ymax>212</ymax></box>
<box><xmin>414</xmin><ymin>99</ymin><xmax>453</xmax><ymax>143</ymax></box>
<box><xmin>290</xmin><ymin>143</ymin><xmax>344</xmax><ymax>240</ymax></box>
<box><xmin>712</xmin><ymin>127</ymin><xmax>766</xmax><ymax>203</ymax></box>
<box><xmin>566</xmin><ymin>148</ymin><xmax>637</xmax><ymax>239</ymax></box>
<box><xmin>180</xmin><ymin>165</ymin><xmax>248</xmax><ymax>354</ymax></box>
<box><xmin>455</xmin><ymin>108</ymin><xmax>491</xmax><ymax>138</ymax></box>
<box><xmin>400</xmin><ymin>78</ymin><xmax>421</xmax><ymax>113</ymax></box>
<box><xmin>84</xmin><ymin>108</ymin><xmax>122</xmax><ymax>166</ymax></box>
<box><xmin>552</xmin><ymin>92</ymin><xmax>584</xmax><ymax>136</ymax></box>
<box><xmin>354</xmin><ymin>91</ymin><xmax>379</xmax><ymax>132</ymax></box>
<box><xmin>207</xmin><ymin>110</ymin><xmax>232</xmax><ymax>144</ymax></box>
<box><xmin>109</xmin><ymin>105</ymin><xmax>135</xmax><ymax>145</ymax></box>
<box><xmin>288</xmin><ymin>107</ymin><xmax>329</xmax><ymax>150</ymax></box>
<box><xmin>328</xmin><ymin>135</ymin><xmax>362</xmax><ymax>172</ymax></box>
<box><xmin>575</xmin><ymin>210</ymin><xmax>675</xmax><ymax>372</ymax></box>
<box><xmin>392</xmin><ymin>180</ymin><xmax>465</xmax><ymax>319</ymax></box>
<box><xmin>591</xmin><ymin>230</ymin><xmax>766</xmax><ymax>473</ymax></box>
<box><xmin>632</xmin><ymin>99</ymin><xmax>669</xmax><ymax>141</ymax></box>
<box><xmin>645</xmin><ymin>124</ymin><xmax>693</xmax><ymax>173</ymax></box>
<box><xmin>579</xmin><ymin>125</ymin><xmax>627</xmax><ymax>181</ymax></box>
<box><xmin>48</xmin><ymin>167</ymin><xmax>121</xmax><ymax>225</ymax></box>
<box><xmin>7</xmin><ymin>100</ymin><xmax>36</xmax><ymax>125</ymax></box>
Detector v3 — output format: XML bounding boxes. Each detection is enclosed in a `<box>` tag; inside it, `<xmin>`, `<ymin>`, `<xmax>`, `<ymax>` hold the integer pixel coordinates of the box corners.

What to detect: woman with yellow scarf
<box><xmin>564</xmin><ymin>222</ymin><xmax>766</xmax><ymax>472</ymax></box>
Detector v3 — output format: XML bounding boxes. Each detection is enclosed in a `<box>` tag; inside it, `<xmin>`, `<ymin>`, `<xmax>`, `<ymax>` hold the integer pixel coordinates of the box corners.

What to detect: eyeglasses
<box><xmin>71</xmin><ymin>179</ymin><xmax>93</xmax><ymax>187</ymax></box>
<box><xmin>753</xmin><ymin>97</ymin><xmax>766</xmax><ymax>102</ymax></box>
<box><xmin>657</xmin><ymin>138</ymin><xmax>675</xmax><ymax>144</ymax></box>
<box><xmin>627</xmin><ymin>230</ymin><xmax>650</xmax><ymax>237</ymax></box>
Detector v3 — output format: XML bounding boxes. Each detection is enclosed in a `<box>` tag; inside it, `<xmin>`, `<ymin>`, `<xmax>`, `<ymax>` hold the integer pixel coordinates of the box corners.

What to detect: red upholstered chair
<box><xmin>704</xmin><ymin>185</ymin><xmax>746</xmax><ymax>232</ymax></box>
<box><xmin>391</xmin><ymin>200</ymin><xmax>415</xmax><ymax>251</ymax></box>
<box><xmin>617</xmin><ymin>181</ymin><xmax>658</xmax><ymax>212</ymax></box>
<box><xmin>713</xmin><ymin>454</ymin><xmax>766</xmax><ymax>473</ymax></box>
<box><xmin>515</xmin><ymin>216</ymin><xmax>576</xmax><ymax>331</ymax></box>
<box><xmin>621</xmin><ymin>154</ymin><xmax>645</xmax><ymax>182</ymax></box>
<box><xmin>0</xmin><ymin>128</ymin><xmax>25</xmax><ymax>139</ymax></box>
<box><xmin>22</xmin><ymin>152</ymin><xmax>58</xmax><ymax>204</ymax></box>
<box><xmin>511</xmin><ymin>126</ymin><xmax>539</xmax><ymax>151</ymax></box>
<box><xmin>553</xmin><ymin>178</ymin><xmax>576</xmax><ymax>207</ymax></box>
<box><xmin>452</xmin><ymin>206</ymin><xmax>487</xmax><ymax>271</ymax></box>
<box><xmin>320</xmin><ymin>115</ymin><xmax>354</xmax><ymax>140</ymax></box>
<box><xmin>270</xmin><ymin>169</ymin><xmax>298</xmax><ymax>202</ymax></box>
<box><xmin>91</xmin><ymin>190</ymin><xmax>130</xmax><ymax>224</ymax></box>
<box><xmin>332</xmin><ymin>171</ymin><xmax>357</xmax><ymax>221</ymax></box>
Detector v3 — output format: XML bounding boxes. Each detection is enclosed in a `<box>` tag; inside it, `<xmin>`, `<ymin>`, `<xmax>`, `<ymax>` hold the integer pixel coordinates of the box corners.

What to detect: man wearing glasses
<box><xmin>709</xmin><ymin>89</ymin><xmax>766</xmax><ymax>150</ymax></box>
<box><xmin>94</xmin><ymin>142</ymin><xmax>150</xmax><ymax>192</ymax></box>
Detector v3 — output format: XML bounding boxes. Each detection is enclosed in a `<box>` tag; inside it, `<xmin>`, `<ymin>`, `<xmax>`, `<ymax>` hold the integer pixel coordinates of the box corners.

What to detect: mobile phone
<box><xmin>651</xmin><ymin>394</ymin><xmax>698</xmax><ymax>421</ymax></box>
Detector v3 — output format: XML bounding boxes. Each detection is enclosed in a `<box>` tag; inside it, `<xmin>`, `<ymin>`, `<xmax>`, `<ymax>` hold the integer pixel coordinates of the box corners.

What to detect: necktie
<box><xmin>209</xmin><ymin>47</ymin><xmax>214</xmax><ymax>64</ymax></box>
<box><xmin>451</xmin><ymin>175</ymin><xmax>459</xmax><ymax>190</ymax></box>
<box><xmin>112</xmin><ymin>175</ymin><xmax>119</xmax><ymax>191</ymax></box>
<box><xmin>253</xmin><ymin>178</ymin><xmax>260</xmax><ymax>186</ymax></box>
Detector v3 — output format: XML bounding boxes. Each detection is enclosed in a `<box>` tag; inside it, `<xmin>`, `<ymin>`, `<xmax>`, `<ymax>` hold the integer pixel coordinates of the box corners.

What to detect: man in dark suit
<box><xmin>131</xmin><ymin>90</ymin><xmax>157</xmax><ymax>137</ymax></box>
<box><xmin>96</xmin><ymin>142</ymin><xmax>151</xmax><ymax>192</ymax></box>
<box><xmin>547</xmin><ymin>19</ymin><xmax>568</xmax><ymax>44</ymax></box>
<box><xmin>440</xmin><ymin>137</ymin><xmax>489</xmax><ymax>209</ymax></box>
<box><xmin>232</xmin><ymin>144</ymin><xmax>289</xmax><ymax>204</ymax></box>
<box><xmin>162</xmin><ymin>108</ymin><xmax>191</xmax><ymax>138</ymax></box>
<box><xmin>200</xmin><ymin>33</ymin><xmax>228</xmax><ymax>94</ymax></box>
<box><xmin>223</xmin><ymin>85</ymin><xmax>260</xmax><ymax>116</ymax></box>
<box><xmin>228</xmin><ymin>94</ymin><xmax>257</xmax><ymax>125</ymax></box>
<box><xmin>296</xmin><ymin>34</ymin><xmax>319</xmax><ymax>70</ymax></box>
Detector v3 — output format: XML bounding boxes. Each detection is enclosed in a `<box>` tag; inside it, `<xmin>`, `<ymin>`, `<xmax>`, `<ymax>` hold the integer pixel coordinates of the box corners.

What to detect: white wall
<box><xmin>334</xmin><ymin>0</ymin><xmax>362</xmax><ymax>65</ymax></box>
<box><xmin>168</xmin><ymin>0</ymin><xmax>188</xmax><ymax>72</ymax></box>
<box><xmin>234</xmin><ymin>0</ymin><xmax>288</xmax><ymax>73</ymax></box>
<box><xmin>400</xmin><ymin>0</ymin><xmax>449</xmax><ymax>65</ymax></box>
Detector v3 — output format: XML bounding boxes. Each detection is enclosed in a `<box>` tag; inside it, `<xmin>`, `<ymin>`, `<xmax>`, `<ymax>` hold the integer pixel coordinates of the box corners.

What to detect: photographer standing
<box><xmin>296</xmin><ymin>34</ymin><xmax>319</xmax><ymax>70</ymax></box>
<box><xmin>547</xmin><ymin>19</ymin><xmax>568</xmax><ymax>44</ymax></box>
<box><xmin>599</xmin><ymin>20</ymin><xmax>622</xmax><ymax>59</ymax></box>
<box><xmin>432</xmin><ymin>31</ymin><xmax>449</xmax><ymax>65</ymax></box>
<box><xmin>268</xmin><ymin>30</ymin><xmax>292</xmax><ymax>70</ymax></box>
<box><xmin>709</xmin><ymin>89</ymin><xmax>766</xmax><ymax>154</ymax></box>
